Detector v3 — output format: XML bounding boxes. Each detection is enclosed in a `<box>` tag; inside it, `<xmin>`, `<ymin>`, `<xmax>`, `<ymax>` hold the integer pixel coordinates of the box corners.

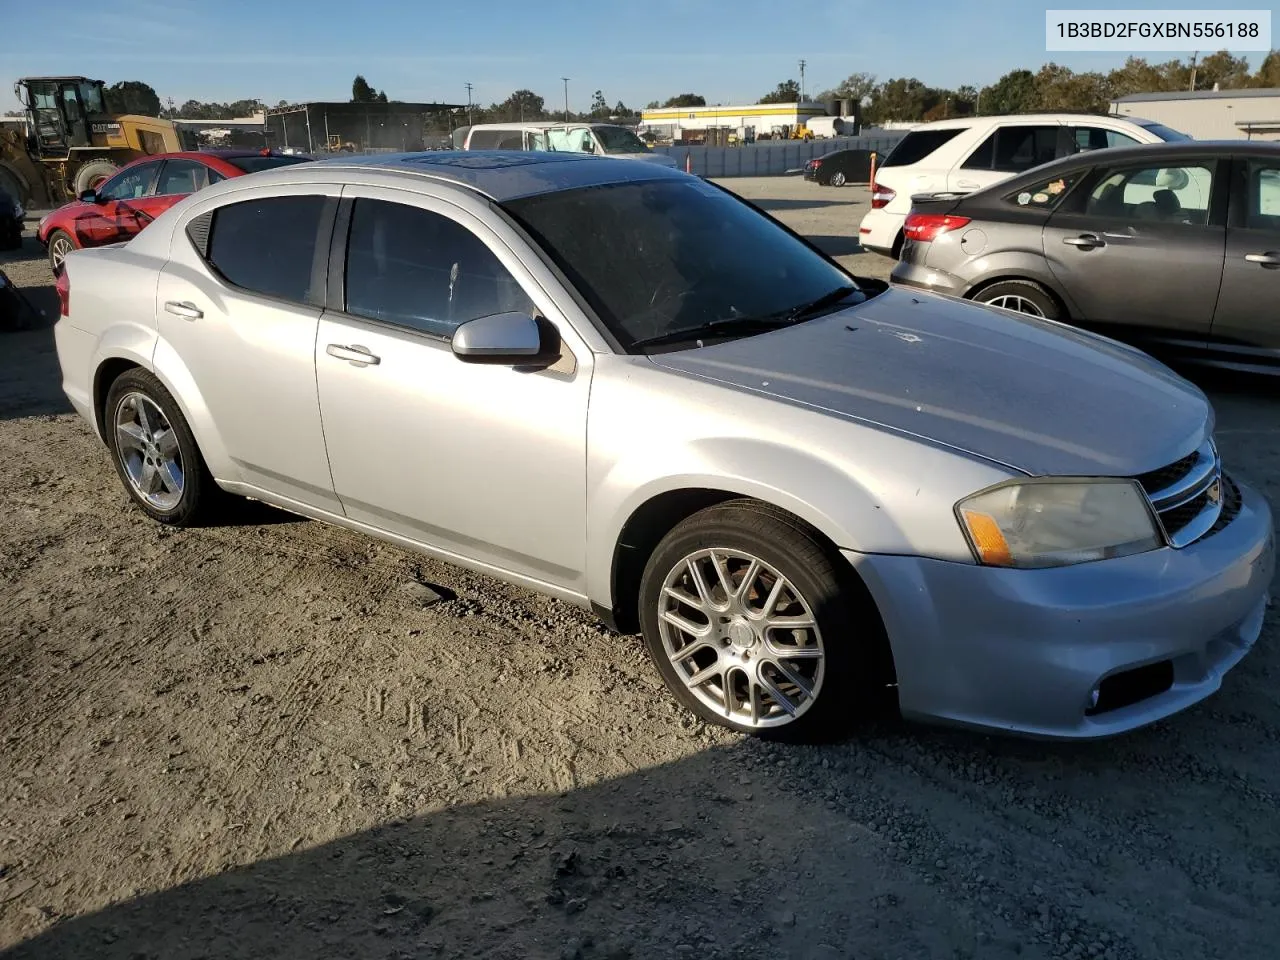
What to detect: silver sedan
<box><xmin>53</xmin><ymin>151</ymin><xmax>1274</xmax><ymax>742</ymax></box>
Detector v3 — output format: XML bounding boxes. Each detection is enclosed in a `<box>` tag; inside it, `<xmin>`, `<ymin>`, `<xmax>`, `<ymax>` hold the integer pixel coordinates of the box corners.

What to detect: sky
<box><xmin>2</xmin><ymin>0</ymin><xmax>1272</xmax><ymax>114</ymax></box>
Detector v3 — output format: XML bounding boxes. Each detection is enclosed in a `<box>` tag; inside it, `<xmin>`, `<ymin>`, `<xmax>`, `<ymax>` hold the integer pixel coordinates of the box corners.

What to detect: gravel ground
<box><xmin>2</xmin><ymin>179</ymin><xmax>1279</xmax><ymax>960</ymax></box>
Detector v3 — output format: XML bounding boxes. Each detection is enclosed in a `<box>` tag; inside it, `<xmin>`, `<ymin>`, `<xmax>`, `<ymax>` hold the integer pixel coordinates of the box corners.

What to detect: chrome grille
<box><xmin>1135</xmin><ymin>439</ymin><xmax>1223</xmax><ymax>548</ymax></box>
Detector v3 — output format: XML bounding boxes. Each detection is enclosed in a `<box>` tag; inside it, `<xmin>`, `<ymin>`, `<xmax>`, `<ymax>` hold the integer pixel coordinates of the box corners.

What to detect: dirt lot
<box><xmin>2</xmin><ymin>179</ymin><xmax>1279</xmax><ymax>960</ymax></box>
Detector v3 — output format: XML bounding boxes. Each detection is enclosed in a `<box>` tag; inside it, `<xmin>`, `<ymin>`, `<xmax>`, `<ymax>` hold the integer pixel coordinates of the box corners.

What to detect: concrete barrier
<box><xmin>651</xmin><ymin>134</ymin><xmax>906</xmax><ymax>178</ymax></box>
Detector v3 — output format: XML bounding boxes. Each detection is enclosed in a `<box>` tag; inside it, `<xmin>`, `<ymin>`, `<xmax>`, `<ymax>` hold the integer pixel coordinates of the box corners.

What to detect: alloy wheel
<box><xmin>49</xmin><ymin>235</ymin><xmax>74</xmax><ymax>274</ymax></box>
<box><xmin>831</xmin><ymin>171</ymin><xmax>846</xmax><ymax>187</ymax></box>
<box><xmin>657</xmin><ymin>548</ymin><xmax>825</xmax><ymax>729</ymax></box>
<box><xmin>984</xmin><ymin>294</ymin><xmax>1045</xmax><ymax>317</ymax></box>
<box><xmin>114</xmin><ymin>392</ymin><xmax>185</xmax><ymax>511</ymax></box>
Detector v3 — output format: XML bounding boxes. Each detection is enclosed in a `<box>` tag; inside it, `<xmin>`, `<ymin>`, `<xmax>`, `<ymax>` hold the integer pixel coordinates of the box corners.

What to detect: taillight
<box><xmin>902</xmin><ymin>212</ymin><xmax>971</xmax><ymax>243</ymax></box>
<box><xmin>812</xmin><ymin>158</ymin><xmax>823</xmax><ymax>167</ymax></box>
<box><xmin>870</xmin><ymin>185</ymin><xmax>897</xmax><ymax>209</ymax></box>
<box><xmin>56</xmin><ymin>268</ymin><xmax>70</xmax><ymax>317</ymax></box>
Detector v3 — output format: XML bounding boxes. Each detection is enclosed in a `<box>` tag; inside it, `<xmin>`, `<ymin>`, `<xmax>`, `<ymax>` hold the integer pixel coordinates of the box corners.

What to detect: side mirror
<box><xmin>78</xmin><ymin>190</ymin><xmax>99</xmax><ymax>204</ymax></box>
<box><xmin>451</xmin><ymin>312</ymin><xmax>544</xmax><ymax>363</ymax></box>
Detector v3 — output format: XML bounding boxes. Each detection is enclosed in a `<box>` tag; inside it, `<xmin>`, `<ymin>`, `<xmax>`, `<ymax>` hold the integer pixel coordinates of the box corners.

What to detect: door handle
<box><xmin>954</xmin><ymin>179</ymin><xmax>980</xmax><ymax>190</ymax></box>
<box><xmin>163</xmin><ymin>300</ymin><xmax>203</xmax><ymax>320</ymax></box>
<box><xmin>1062</xmin><ymin>234</ymin><xmax>1105</xmax><ymax>249</ymax></box>
<box><xmin>326</xmin><ymin>343</ymin><xmax>381</xmax><ymax>366</ymax></box>
<box><xmin>1244</xmin><ymin>251</ymin><xmax>1280</xmax><ymax>267</ymax></box>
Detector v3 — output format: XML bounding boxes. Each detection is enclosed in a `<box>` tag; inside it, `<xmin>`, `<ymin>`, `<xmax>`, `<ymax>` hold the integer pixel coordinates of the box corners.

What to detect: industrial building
<box><xmin>265</xmin><ymin>100</ymin><xmax>466</xmax><ymax>153</ymax></box>
<box><xmin>1110</xmin><ymin>88</ymin><xmax>1280</xmax><ymax>141</ymax></box>
<box><xmin>639</xmin><ymin>100</ymin><xmax>856</xmax><ymax>143</ymax></box>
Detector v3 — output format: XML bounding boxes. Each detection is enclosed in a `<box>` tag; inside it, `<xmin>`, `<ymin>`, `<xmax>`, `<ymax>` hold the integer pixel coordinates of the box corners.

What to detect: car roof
<box><xmin>1020</xmin><ymin>139</ymin><xmax>1280</xmax><ymax>175</ymax></box>
<box><xmin>237</xmin><ymin>150</ymin><xmax>685</xmax><ymax>202</ymax></box>
<box><xmin>901</xmin><ymin>113</ymin><xmax>1161</xmax><ymax>131</ymax></box>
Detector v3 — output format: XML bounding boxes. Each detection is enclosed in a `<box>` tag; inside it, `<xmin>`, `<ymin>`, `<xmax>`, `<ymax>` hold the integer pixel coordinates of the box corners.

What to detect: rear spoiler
<box><xmin>908</xmin><ymin>190</ymin><xmax>971</xmax><ymax>204</ymax></box>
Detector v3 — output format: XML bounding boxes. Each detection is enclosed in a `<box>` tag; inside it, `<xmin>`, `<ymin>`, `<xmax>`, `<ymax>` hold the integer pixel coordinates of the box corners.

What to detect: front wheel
<box><xmin>639</xmin><ymin>500</ymin><xmax>889</xmax><ymax>742</ymax></box>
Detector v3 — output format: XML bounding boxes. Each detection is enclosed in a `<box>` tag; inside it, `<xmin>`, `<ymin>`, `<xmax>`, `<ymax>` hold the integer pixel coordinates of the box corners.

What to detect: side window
<box><xmin>961</xmin><ymin>132</ymin><xmax>996</xmax><ymax>170</ymax></box>
<box><xmin>98</xmin><ymin>162</ymin><xmax>160</xmax><ymax>201</ymax></box>
<box><xmin>156</xmin><ymin>159</ymin><xmax>211</xmax><ymax>196</ymax></box>
<box><xmin>880</xmin><ymin>128</ymin><xmax>967</xmax><ymax>168</ymax></box>
<box><xmin>1005</xmin><ymin>172</ymin><xmax>1079</xmax><ymax>210</ymax></box>
<box><xmin>207</xmin><ymin>168</ymin><xmax>226</xmax><ymax>185</ymax></box>
<box><xmin>528</xmin><ymin>131</ymin><xmax>549</xmax><ymax>151</ymax></box>
<box><xmin>467</xmin><ymin>130</ymin><xmax>504</xmax><ymax>149</ymax></box>
<box><xmin>206</xmin><ymin>195</ymin><xmax>329</xmax><ymax>304</ymax></box>
<box><xmin>991</xmin><ymin>126</ymin><xmax>1059</xmax><ymax>173</ymax></box>
<box><xmin>1071</xmin><ymin>126</ymin><xmax>1141</xmax><ymax>153</ymax></box>
<box><xmin>1246</xmin><ymin>162</ymin><xmax>1280</xmax><ymax>229</ymax></box>
<box><xmin>344</xmin><ymin>198</ymin><xmax>535</xmax><ymax>338</ymax></box>
<box><xmin>1084</xmin><ymin>164</ymin><xmax>1214</xmax><ymax>226</ymax></box>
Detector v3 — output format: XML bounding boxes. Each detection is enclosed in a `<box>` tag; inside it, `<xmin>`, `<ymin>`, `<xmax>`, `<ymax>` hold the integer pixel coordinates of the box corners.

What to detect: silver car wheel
<box><xmin>984</xmin><ymin>294</ymin><xmax>1045</xmax><ymax>318</ymax></box>
<box><xmin>830</xmin><ymin>171</ymin><xmax>846</xmax><ymax>187</ymax></box>
<box><xmin>657</xmin><ymin>548</ymin><xmax>825</xmax><ymax>729</ymax></box>
<box><xmin>49</xmin><ymin>235</ymin><xmax>74</xmax><ymax>273</ymax></box>
<box><xmin>114</xmin><ymin>392</ymin><xmax>185</xmax><ymax>511</ymax></box>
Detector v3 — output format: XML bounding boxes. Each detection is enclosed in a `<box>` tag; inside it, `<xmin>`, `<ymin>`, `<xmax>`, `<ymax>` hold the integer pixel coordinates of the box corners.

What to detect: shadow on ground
<box><xmin>809</xmin><ymin>235</ymin><xmax>866</xmax><ymax>257</ymax></box>
<box><xmin>0</xmin><ymin>320</ymin><xmax>72</xmax><ymax>421</ymax></box>
<box><xmin>750</xmin><ymin>198</ymin><xmax>852</xmax><ymax>212</ymax></box>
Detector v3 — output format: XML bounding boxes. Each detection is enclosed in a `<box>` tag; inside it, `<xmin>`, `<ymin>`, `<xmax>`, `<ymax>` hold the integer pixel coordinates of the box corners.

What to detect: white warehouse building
<box><xmin>639</xmin><ymin>101</ymin><xmax>832</xmax><ymax>140</ymax></box>
<box><xmin>1110</xmin><ymin>88</ymin><xmax>1280</xmax><ymax>141</ymax></box>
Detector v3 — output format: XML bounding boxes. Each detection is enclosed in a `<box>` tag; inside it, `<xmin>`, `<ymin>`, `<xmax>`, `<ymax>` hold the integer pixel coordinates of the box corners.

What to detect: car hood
<box><xmin>645</xmin><ymin>288</ymin><xmax>1210</xmax><ymax>477</ymax></box>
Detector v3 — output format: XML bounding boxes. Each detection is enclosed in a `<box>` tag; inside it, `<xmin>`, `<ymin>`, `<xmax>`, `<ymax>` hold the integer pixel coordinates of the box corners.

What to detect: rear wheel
<box><xmin>830</xmin><ymin>171</ymin><xmax>847</xmax><ymax>187</ymax></box>
<box><xmin>47</xmin><ymin>229</ymin><xmax>75</xmax><ymax>276</ymax></box>
<box><xmin>104</xmin><ymin>369</ymin><xmax>225</xmax><ymax>526</ymax></box>
<box><xmin>72</xmin><ymin>159</ymin><xmax>119</xmax><ymax>196</ymax></box>
<box><xmin>639</xmin><ymin>499</ymin><xmax>889</xmax><ymax>742</ymax></box>
<box><xmin>971</xmin><ymin>279</ymin><xmax>1060</xmax><ymax>320</ymax></box>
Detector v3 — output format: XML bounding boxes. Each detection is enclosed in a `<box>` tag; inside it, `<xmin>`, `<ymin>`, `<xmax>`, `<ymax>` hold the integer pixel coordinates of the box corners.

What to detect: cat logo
<box><xmin>91</xmin><ymin>122</ymin><xmax>122</xmax><ymax>135</ymax></box>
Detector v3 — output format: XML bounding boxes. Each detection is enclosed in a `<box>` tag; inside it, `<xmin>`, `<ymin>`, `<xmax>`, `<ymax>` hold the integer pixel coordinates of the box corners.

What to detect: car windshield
<box><xmin>1137</xmin><ymin>121</ymin><xmax>1192</xmax><ymax>142</ymax></box>
<box><xmin>504</xmin><ymin>178</ymin><xmax>861</xmax><ymax>352</ymax></box>
<box><xmin>225</xmin><ymin>155</ymin><xmax>312</xmax><ymax>173</ymax></box>
<box><xmin>593</xmin><ymin>125</ymin><xmax>647</xmax><ymax>154</ymax></box>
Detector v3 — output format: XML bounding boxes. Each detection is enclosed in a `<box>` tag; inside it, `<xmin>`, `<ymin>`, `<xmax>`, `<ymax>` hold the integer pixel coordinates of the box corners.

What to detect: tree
<box><xmin>1194</xmin><ymin>50</ymin><xmax>1250</xmax><ymax>90</ymax></box>
<box><xmin>1106</xmin><ymin>57</ymin><xmax>1169</xmax><ymax>97</ymax></box>
<box><xmin>613</xmin><ymin>100</ymin><xmax>635</xmax><ymax>118</ymax></box>
<box><xmin>864</xmin><ymin>77</ymin><xmax>936</xmax><ymax>123</ymax></box>
<box><xmin>662</xmin><ymin>93</ymin><xmax>706</xmax><ymax>108</ymax></box>
<box><xmin>490</xmin><ymin>89</ymin><xmax>546</xmax><ymax>122</ymax></box>
<box><xmin>351</xmin><ymin>75</ymin><xmax>387</xmax><ymax>103</ymax></box>
<box><xmin>980</xmin><ymin>69</ymin><xmax>1036</xmax><ymax>115</ymax></box>
<box><xmin>590</xmin><ymin>89</ymin><xmax>609</xmax><ymax>118</ymax></box>
<box><xmin>816</xmin><ymin>71</ymin><xmax>877</xmax><ymax>105</ymax></box>
<box><xmin>645</xmin><ymin>100</ymin><xmax>660</xmax><ymax>110</ymax></box>
<box><xmin>1253</xmin><ymin>50</ymin><xmax>1280</xmax><ymax>87</ymax></box>
<box><xmin>759</xmin><ymin>79</ymin><xmax>801</xmax><ymax>104</ymax></box>
<box><xmin>1031</xmin><ymin>62</ymin><xmax>1111</xmax><ymax>112</ymax></box>
<box><xmin>106</xmin><ymin>80</ymin><xmax>161</xmax><ymax>117</ymax></box>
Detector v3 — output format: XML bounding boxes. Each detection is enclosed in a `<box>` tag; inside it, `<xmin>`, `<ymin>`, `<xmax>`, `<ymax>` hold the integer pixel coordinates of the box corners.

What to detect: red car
<box><xmin>38</xmin><ymin>149</ymin><xmax>312</xmax><ymax>274</ymax></box>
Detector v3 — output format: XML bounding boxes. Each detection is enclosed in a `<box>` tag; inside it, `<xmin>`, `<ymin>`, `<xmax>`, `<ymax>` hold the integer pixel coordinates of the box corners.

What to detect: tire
<box><xmin>830</xmin><ymin>171</ymin><xmax>847</xmax><ymax>187</ymax></box>
<box><xmin>971</xmin><ymin>279</ymin><xmax>1061</xmax><ymax>320</ymax></box>
<box><xmin>638</xmin><ymin>499</ymin><xmax>891</xmax><ymax>743</ymax></box>
<box><xmin>72</xmin><ymin>159</ymin><xmax>119</xmax><ymax>196</ymax></box>
<box><xmin>47</xmin><ymin>229</ymin><xmax>75</xmax><ymax>276</ymax></box>
<box><xmin>104</xmin><ymin>368</ymin><xmax>225</xmax><ymax>526</ymax></box>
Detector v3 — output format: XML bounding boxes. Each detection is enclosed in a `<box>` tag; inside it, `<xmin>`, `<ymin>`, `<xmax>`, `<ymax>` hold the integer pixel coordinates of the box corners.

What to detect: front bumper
<box><xmin>847</xmin><ymin>478</ymin><xmax>1274</xmax><ymax>739</ymax></box>
<box><xmin>889</xmin><ymin>258</ymin><xmax>967</xmax><ymax>297</ymax></box>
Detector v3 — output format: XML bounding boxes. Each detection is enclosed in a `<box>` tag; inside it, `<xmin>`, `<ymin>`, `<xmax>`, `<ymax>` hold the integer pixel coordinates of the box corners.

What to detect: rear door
<box><xmin>1041</xmin><ymin>156</ymin><xmax>1227</xmax><ymax>346</ymax></box>
<box><xmin>1209</xmin><ymin>156</ymin><xmax>1280</xmax><ymax>370</ymax></box>
<box><xmin>948</xmin><ymin>122</ymin><xmax>1062</xmax><ymax>192</ymax></box>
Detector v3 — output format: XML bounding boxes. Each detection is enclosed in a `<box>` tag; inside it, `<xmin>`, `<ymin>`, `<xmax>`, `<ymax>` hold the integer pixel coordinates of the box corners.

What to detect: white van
<box><xmin>462</xmin><ymin>122</ymin><xmax>678</xmax><ymax>168</ymax></box>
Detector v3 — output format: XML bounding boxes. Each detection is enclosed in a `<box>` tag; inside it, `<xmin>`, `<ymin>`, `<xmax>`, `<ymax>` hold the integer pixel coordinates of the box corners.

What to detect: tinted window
<box><xmin>344</xmin><ymin>199</ymin><xmax>534</xmax><ymax>338</ymax></box>
<box><xmin>880</xmin><ymin>128</ymin><xmax>966</xmax><ymax>168</ymax></box>
<box><xmin>1005</xmin><ymin>172</ymin><xmax>1079</xmax><ymax>210</ymax></box>
<box><xmin>1137</xmin><ymin>121</ymin><xmax>1191</xmax><ymax>142</ymax></box>
<box><xmin>156</xmin><ymin>159</ymin><xmax>211</xmax><ymax>196</ymax></box>
<box><xmin>1084</xmin><ymin>164</ymin><xmax>1214</xmax><ymax>226</ymax></box>
<box><xmin>961</xmin><ymin>132</ymin><xmax>996</xmax><ymax>170</ymax></box>
<box><xmin>505</xmin><ymin>179</ymin><xmax>859</xmax><ymax>351</ymax></box>
<box><xmin>467</xmin><ymin>129</ymin><xmax>505</xmax><ymax>149</ymax></box>
<box><xmin>225</xmin><ymin>155</ymin><xmax>312</xmax><ymax>173</ymax></box>
<box><xmin>993</xmin><ymin>126</ymin><xmax>1059</xmax><ymax>172</ymax></box>
<box><xmin>1070</xmin><ymin>126</ymin><xmax>1140</xmax><ymax>152</ymax></box>
<box><xmin>98</xmin><ymin>162</ymin><xmax>159</xmax><ymax>201</ymax></box>
<box><xmin>1246</xmin><ymin>162</ymin><xmax>1280</xmax><ymax>229</ymax></box>
<box><xmin>207</xmin><ymin>195</ymin><xmax>328</xmax><ymax>304</ymax></box>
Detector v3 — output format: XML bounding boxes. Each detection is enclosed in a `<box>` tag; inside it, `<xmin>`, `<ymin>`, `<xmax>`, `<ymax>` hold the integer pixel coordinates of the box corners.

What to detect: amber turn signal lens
<box><xmin>960</xmin><ymin>509</ymin><xmax>1013</xmax><ymax>567</ymax></box>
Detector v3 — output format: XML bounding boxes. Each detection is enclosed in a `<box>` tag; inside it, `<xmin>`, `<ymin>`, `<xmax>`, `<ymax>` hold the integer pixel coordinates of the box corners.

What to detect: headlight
<box><xmin>955</xmin><ymin>479</ymin><xmax>1162</xmax><ymax>568</ymax></box>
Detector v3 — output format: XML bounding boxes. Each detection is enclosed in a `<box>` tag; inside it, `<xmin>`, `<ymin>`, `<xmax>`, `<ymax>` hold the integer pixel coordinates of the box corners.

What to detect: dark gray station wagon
<box><xmin>891</xmin><ymin>141</ymin><xmax>1280</xmax><ymax>374</ymax></box>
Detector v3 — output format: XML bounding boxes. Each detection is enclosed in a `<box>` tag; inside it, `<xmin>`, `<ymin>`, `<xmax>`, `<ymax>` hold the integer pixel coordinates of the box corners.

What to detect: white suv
<box><xmin>858</xmin><ymin>113</ymin><xmax>1191</xmax><ymax>257</ymax></box>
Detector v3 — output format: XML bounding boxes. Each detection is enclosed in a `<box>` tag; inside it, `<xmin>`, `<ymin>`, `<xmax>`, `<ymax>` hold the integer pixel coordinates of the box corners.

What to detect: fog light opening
<box><xmin>1085</xmin><ymin>661</ymin><xmax>1175</xmax><ymax>716</ymax></box>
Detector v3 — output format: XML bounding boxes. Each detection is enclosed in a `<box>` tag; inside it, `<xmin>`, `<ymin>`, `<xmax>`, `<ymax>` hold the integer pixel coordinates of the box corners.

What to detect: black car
<box><xmin>0</xmin><ymin>187</ymin><xmax>22</xmax><ymax>251</ymax></box>
<box><xmin>802</xmin><ymin>149</ymin><xmax>870</xmax><ymax>187</ymax></box>
<box><xmin>891</xmin><ymin>140</ymin><xmax>1280</xmax><ymax>375</ymax></box>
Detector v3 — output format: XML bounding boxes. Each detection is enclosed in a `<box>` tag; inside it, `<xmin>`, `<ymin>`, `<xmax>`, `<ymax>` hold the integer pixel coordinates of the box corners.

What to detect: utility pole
<box><xmin>798</xmin><ymin>59</ymin><xmax>807</xmax><ymax>101</ymax></box>
<box><xmin>1189</xmin><ymin>52</ymin><xmax>1198</xmax><ymax>92</ymax></box>
<box><xmin>562</xmin><ymin>77</ymin><xmax>571</xmax><ymax>121</ymax></box>
<box><xmin>464</xmin><ymin>82</ymin><xmax>473</xmax><ymax>126</ymax></box>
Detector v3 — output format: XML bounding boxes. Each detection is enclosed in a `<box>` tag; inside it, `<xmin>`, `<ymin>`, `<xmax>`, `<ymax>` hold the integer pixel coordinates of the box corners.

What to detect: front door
<box><xmin>1210</xmin><ymin>156</ymin><xmax>1280</xmax><ymax>371</ymax></box>
<box><xmin>1042</xmin><ymin>157</ymin><xmax>1227</xmax><ymax>348</ymax></box>
<box><xmin>315</xmin><ymin>186</ymin><xmax>591</xmax><ymax>591</ymax></box>
<box><xmin>156</xmin><ymin>186</ymin><xmax>343</xmax><ymax>511</ymax></box>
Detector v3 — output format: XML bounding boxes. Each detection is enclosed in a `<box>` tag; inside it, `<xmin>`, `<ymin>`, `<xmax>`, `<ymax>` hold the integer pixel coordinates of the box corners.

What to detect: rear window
<box><xmin>1136</xmin><ymin>121</ymin><xmax>1192</xmax><ymax>142</ymax></box>
<box><xmin>880</xmin><ymin>128</ymin><xmax>967</xmax><ymax>168</ymax></box>
<box><xmin>225</xmin><ymin>155</ymin><xmax>313</xmax><ymax>174</ymax></box>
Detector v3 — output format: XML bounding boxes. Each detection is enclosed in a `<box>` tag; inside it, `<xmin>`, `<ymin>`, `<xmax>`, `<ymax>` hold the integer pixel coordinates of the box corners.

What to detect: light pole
<box><xmin>562</xmin><ymin>77</ymin><xmax>570</xmax><ymax>121</ymax></box>
<box><xmin>464</xmin><ymin>82</ymin><xmax>473</xmax><ymax>126</ymax></box>
<box><xmin>798</xmin><ymin>59</ymin><xmax>806</xmax><ymax>101</ymax></box>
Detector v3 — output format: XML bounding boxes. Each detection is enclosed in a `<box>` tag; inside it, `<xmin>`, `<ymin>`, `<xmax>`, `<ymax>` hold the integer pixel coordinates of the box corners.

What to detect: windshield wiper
<box><xmin>631</xmin><ymin>285</ymin><xmax>861</xmax><ymax>350</ymax></box>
